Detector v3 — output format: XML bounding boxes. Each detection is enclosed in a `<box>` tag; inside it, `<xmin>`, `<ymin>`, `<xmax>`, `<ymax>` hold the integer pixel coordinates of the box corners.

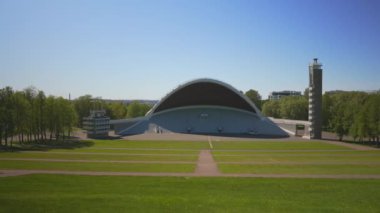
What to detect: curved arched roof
<box><xmin>148</xmin><ymin>79</ymin><xmax>261</xmax><ymax>115</ymax></box>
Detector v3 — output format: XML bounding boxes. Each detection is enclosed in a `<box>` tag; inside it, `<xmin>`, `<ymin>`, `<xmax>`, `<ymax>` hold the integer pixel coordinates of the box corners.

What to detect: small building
<box><xmin>268</xmin><ymin>90</ymin><xmax>302</xmax><ymax>100</ymax></box>
<box><xmin>83</xmin><ymin>110</ymin><xmax>110</xmax><ymax>138</ymax></box>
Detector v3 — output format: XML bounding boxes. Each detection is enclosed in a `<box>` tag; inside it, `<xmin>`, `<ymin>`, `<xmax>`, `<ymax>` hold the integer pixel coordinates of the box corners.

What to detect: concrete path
<box><xmin>195</xmin><ymin>150</ymin><xmax>221</xmax><ymax>176</ymax></box>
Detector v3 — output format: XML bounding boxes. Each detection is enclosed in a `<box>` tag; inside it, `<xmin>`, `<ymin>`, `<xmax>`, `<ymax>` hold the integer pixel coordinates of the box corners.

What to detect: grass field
<box><xmin>213</xmin><ymin>152</ymin><xmax>380</xmax><ymax>163</ymax></box>
<box><xmin>56</xmin><ymin>140</ymin><xmax>210</xmax><ymax>149</ymax></box>
<box><xmin>211</xmin><ymin>141</ymin><xmax>352</xmax><ymax>150</ymax></box>
<box><xmin>0</xmin><ymin>160</ymin><xmax>195</xmax><ymax>173</ymax></box>
<box><xmin>1</xmin><ymin>139</ymin><xmax>380</xmax><ymax>212</ymax></box>
<box><xmin>218</xmin><ymin>164</ymin><xmax>380</xmax><ymax>174</ymax></box>
<box><xmin>0</xmin><ymin>152</ymin><xmax>199</xmax><ymax>161</ymax></box>
<box><xmin>1</xmin><ymin>175</ymin><xmax>380</xmax><ymax>212</ymax></box>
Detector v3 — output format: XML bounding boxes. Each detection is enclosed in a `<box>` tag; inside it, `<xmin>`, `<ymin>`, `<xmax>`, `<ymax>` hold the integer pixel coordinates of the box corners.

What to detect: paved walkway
<box><xmin>194</xmin><ymin>150</ymin><xmax>221</xmax><ymax>176</ymax></box>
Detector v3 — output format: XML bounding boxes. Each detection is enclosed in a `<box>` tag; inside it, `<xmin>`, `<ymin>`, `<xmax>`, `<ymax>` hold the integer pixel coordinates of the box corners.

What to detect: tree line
<box><xmin>0</xmin><ymin>86</ymin><xmax>77</xmax><ymax>148</ymax></box>
<box><xmin>2</xmin><ymin>85</ymin><xmax>378</xmax><ymax>146</ymax></box>
<box><xmin>0</xmin><ymin>87</ymin><xmax>153</xmax><ymax>148</ymax></box>
<box><xmin>262</xmin><ymin>96</ymin><xmax>308</xmax><ymax>120</ymax></box>
<box><xmin>261</xmin><ymin>91</ymin><xmax>380</xmax><ymax>143</ymax></box>
<box><xmin>324</xmin><ymin>92</ymin><xmax>380</xmax><ymax>142</ymax></box>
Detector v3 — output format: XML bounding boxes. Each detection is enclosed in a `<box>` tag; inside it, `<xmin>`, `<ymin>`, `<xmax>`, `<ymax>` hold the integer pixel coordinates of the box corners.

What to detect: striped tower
<box><xmin>308</xmin><ymin>58</ymin><xmax>323</xmax><ymax>139</ymax></box>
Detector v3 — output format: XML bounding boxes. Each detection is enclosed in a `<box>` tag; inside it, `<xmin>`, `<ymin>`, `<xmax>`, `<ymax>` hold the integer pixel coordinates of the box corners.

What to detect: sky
<box><xmin>1</xmin><ymin>0</ymin><xmax>379</xmax><ymax>100</ymax></box>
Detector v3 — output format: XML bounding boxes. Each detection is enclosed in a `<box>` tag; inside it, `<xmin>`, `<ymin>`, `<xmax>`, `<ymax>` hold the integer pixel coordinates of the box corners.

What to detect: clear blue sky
<box><xmin>1</xmin><ymin>0</ymin><xmax>379</xmax><ymax>100</ymax></box>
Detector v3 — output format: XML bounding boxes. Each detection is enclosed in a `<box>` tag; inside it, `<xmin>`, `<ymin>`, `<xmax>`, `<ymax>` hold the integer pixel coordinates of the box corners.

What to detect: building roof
<box><xmin>147</xmin><ymin>78</ymin><xmax>261</xmax><ymax>115</ymax></box>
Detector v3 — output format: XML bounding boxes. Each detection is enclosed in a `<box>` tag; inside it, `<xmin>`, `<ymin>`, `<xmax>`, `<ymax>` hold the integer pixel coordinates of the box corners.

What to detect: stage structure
<box><xmin>112</xmin><ymin>79</ymin><xmax>288</xmax><ymax>138</ymax></box>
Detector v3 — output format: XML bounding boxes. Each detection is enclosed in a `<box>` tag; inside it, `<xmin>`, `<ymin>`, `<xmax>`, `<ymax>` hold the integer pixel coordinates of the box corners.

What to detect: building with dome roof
<box><xmin>112</xmin><ymin>78</ymin><xmax>288</xmax><ymax>137</ymax></box>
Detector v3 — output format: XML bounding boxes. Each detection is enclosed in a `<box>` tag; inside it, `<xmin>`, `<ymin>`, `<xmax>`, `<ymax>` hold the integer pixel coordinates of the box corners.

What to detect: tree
<box><xmin>303</xmin><ymin>88</ymin><xmax>309</xmax><ymax>99</ymax></box>
<box><xmin>322</xmin><ymin>94</ymin><xmax>332</xmax><ymax>130</ymax></box>
<box><xmin>329</xmin><ymin>91</ymin><xmax>368</xmax><ymax>141</ymax></box>
<box><xmin>0</xmin><ymin>86</ymin><xmax>79</xmax><ymax>148</ymax></box>
<box><xmin>0</xmin><ymin>87</ymin><xmax>16</xmax><ymax>147</ymax></box>
<box><xmin>279</xmin><ymin>96</ymin><xmax>308</xmax><ymax>120</ymax></box>
<box><xmin>106</xmin><ymin>102</ymin><xmax>128</xmax><ymax>119</ymax></box>
<box><xmin>262</xmin><ymin>100</ymin><xmax>280</xmax><ymax>118</ymax></box>
<box><xmin>45</xmin><ymin>96</ymin><xmax>56</xmax><ymax>141</ymax></box>
<box><xmin>73</xmin><ymin>95</ymin><xmax>93</xmax><ymax>127</ymax></box>
<box><xmin>362</xmin><ymin>94</ymin><xmax>380</xmax><ymax>143</ymax></box>
<box><xmin>60</xmin><ymin>98</ymin><xmax>77</xmax><ymax>139</ymax></box>
<box><xmin>47</xmin><ymin>97</ymin><xmax>77</xmax><ymax>141</ymax></box>
<box><xmin>0</xmin><ymin>89</ymin><xmax>6</xmax><ymax>145</ymax></box>
<box><xmin>35</xmin><ymin>90</ymin><xmax>46</xmax><ymax>141</ymax></box>
<box><xmin>329</xmin><ymin>93</ymin><xmax>350</xmax><ymax>141</ymax></box>
<box><xmin>24</xmin><ymin>86</ymin><xmax>38</xmax><ymax>142</ymax></box>
<box><xmin>127</xmin><ymin>101</ymin><xmax>152</xmax><ymax>118</ymax></box>
<box><xmin>245</xmin><ymin>89</ymin><xmax>262</xmax><ymax>109</ymax></box>
<box><xmin>13</xmin><ymin>91</ymin><xmax>30</xmax><ymax>143</ymax></box>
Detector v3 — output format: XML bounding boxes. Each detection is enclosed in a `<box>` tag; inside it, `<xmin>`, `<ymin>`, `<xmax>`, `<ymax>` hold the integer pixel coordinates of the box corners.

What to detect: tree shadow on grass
<box><xmin>321</xmin><ymin>131</ymin><xmax>380</xmax><ymax>148</ymax></box>
<box><xmin>0</xmin><ymin>140</ymin><xmax>96</xmax><ymax>152</ymax></box>
<box><xmin>344</xmin><ymin>140</ymin><xmax>380</xmax><ymax>148</ymax></box>
<box><xmin>322</xmin><ymin>139</ymin><xmax>380</xmax><ymax>149</ymax></box>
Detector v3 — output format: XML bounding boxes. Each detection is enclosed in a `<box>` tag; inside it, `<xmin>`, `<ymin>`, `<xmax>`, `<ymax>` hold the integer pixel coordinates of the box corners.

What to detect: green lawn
<box><xmin>211</xmin><ymin>141</ymin><xmax>352</xmax><ymax>150</ymax></box>
<box><xmin>0</xmin><ymin>175</ymin><xmax>380</xmax><ymax>212</ymax></box>
<box><xmin>0</xmin><ymin>152</ymin><xmax>198</xmax><ymax>162</ymax></box>
<box><xmin>2</xmin><ymin>139</ymin><xmax>380</xmax><ymax>212</ymax></box>
<box><xmin>218</xmin><ymin>164</ymin><xmax>380</xmax><ymax>174</ymax></box>
<box><xmin>213</xmin><ymin>153</ymin><xmax>380</xmax><ymax>163</ymax></box>
<box><xmin>0</xmin><ymin>160</ymin><xmax>194</xmax><ymax>173</ymax></box>
<box><xmin>54</xmin><ymin>148</ymin><xmax>200</xmax><ymax>154</ymax></box>
<box><xmin>211</xmin><ymin>150</ymin><xmax>380</xmax><ymax>155</ymax></box>
<box><xmin>3</xmin><ymin>140</ymin><xmax>380</xmax><ymax>176</ymax></box>
<box><xmin>10</xmin><ymin>140</ymin><xmax>209</xmax><ymax>151</ymax></box>
<box><xmin>86</xmin><ymin>140</ymin><xmax>210</xmax><ymax>149</ymax></box>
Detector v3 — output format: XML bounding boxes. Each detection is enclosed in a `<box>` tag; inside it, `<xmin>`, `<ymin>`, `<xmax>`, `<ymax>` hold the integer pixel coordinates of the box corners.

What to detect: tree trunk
<box><xmin>10</xmin><ymin>136</ymin><xmax>13</xmax><ymax>152</ymax></box>
<box><xmin>5</xmin><ymin>131</ymin><xmax>8</xmax><ymax>147</ymax></box>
